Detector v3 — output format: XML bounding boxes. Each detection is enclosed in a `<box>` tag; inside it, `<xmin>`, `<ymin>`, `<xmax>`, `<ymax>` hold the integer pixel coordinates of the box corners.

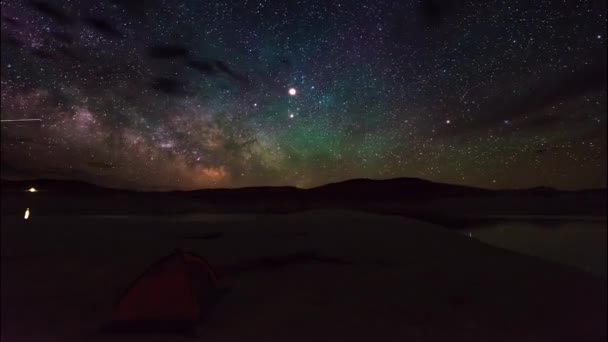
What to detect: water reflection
<box><xmin>465</xmin><ymin>220</ymin><xmax>607</xmax><ymax>277</ymax></box>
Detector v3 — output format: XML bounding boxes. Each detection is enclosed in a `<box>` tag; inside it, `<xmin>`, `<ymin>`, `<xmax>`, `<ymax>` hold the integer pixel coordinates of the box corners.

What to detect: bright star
<box><xmin>446</xmin><ymin>119</ymin><xmax>451</xmax><ymax>124</ymax></box>
<box><xmin>288</xmin><ymin>88</ymin><xmax>297</xmax><ymax>96</ymax></box>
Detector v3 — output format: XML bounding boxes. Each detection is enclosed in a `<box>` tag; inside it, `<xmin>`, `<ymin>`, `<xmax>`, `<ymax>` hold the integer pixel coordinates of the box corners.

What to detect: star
<box><xmin>0</xmin><ymin>0</ymin><xmax>604</xmax><ymax>191</ymax></box>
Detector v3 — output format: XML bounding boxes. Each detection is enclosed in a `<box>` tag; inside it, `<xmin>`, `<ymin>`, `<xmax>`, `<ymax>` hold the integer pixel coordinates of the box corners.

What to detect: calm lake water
<box><xmin>6</xmin><ymin>212</ymin><xmax>606</xmax><ymax>277</ymax></box>
<box><xmin>465</xmin><ymin>220</ymin><xmax>607</xmax><ymax>277</ymax></box>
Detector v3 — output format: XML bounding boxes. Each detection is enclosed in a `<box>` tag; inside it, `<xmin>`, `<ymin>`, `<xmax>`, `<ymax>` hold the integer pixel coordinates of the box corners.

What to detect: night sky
<box><xmin>1</xmin><ymin>0</ymin><xmax>606</xmax><ymax>190</ymax></box>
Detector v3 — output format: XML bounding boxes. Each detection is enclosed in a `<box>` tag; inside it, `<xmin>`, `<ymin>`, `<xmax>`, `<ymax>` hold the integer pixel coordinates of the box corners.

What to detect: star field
<box><xmin>1</xmin><ymin>0</ymin><xmax>606</xmax><ymax>190</ymax></box>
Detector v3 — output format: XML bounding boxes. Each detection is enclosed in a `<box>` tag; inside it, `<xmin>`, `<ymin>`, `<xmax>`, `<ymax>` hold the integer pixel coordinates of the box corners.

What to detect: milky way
<box><xmin>1</xmin><ymin>0</ymin><xmax>606</xmax><ymax>190</ymax></box>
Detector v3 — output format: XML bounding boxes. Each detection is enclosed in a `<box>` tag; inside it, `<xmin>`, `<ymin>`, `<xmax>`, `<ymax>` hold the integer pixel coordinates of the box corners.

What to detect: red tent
<box><xmin>107</xmin><ymin>250</ymin><xmax>220</xmax><ymax>335</ymax></box>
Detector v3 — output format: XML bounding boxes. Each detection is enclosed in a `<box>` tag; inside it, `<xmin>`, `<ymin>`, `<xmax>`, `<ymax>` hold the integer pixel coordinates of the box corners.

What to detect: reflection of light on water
<box><xmin>466</xmin><ymin>221</ymin><xmax>607</xmax><ymax>277</ymax></box>
<box><xmin>24</xmin><ymin>208</ymin><xmax>30</xmax><ymax>220</ymax></box>
<box><xmin>468</xmin><ymin>232</ymin><xmax>472</xmax><ymax>238</ymax></box>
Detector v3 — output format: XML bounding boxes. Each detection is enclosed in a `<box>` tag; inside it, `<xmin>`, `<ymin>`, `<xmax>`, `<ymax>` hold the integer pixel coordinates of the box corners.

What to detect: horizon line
<box><xmin>1</xmin><ymin>176</ymin><xmax>606</xmax><ymax>193</ymax></box>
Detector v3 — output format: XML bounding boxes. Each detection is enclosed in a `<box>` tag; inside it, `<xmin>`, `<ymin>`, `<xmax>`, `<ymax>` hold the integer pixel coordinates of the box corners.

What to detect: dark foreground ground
<box><xmin>1</xmin><ymin>211</ymin><xmax>606</xmax><ymax>342</ymax></box>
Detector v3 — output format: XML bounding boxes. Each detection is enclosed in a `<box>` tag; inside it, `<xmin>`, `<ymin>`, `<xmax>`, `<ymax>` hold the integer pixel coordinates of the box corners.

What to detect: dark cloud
<box><xmin>150</xmin><ymin>77</ymin><xmax>190</xmax><ymax>96</ymax></box>
<box><xmin>213</xmin><ymin>60</ymin><xmax>249</xmax><ymax>84</ymax></box>
<box><xmin>56</xmin><ymin>46</ymin><xmax>83</xmax><ymax>62</ymax></box>
<box><xmin>186</xmin><ymin>59</ymin><xmax>217</xmax><ymax>75</ymax></box>
<box><xmin>2</xmin><ymin>0</ymin><xmax>606</xmax><ymax>190</ymax></box>
<box><xmin>147</xmin><ymin>45</ymin><xmax>190</xmax><ymax>59</ymax></box>
<box><xmin>185</xmin><ymin>59</ymin><xmax>248</xmax><ymax>84</ymax></box>
<box><xmin>418</xmin><ymin>0</ymin><xmax>468</xmax><ymax>27</ymax></box>
<box><xmin>438</xmin><ymin>61</ymin><xmax>607</xmax><ymax>138</ymax></box>
<box><xmin>512</xmin><ymin>63</ymin><xmax>606</xmax><ymax>117</ymax></box>
<box><xmin>223</xmin><ymin>138</ymin><xmax>257</xmax><ymax>154</ymax></box>
<box><xmin>520</xmin><ymin>115</ymin><xmax>563</xmax><ymax>131</ymax></box>
<box><xmin>82</xmin><ymin>16</ymin><xmax>123</xmax><ymax>38</ymax></box>
<box><xmin>2</xmin><ymin>35</ymin><xmax>23</xmax><ymax>47</ymax></box>
<box><xmin>86</xmin><ymin>161</ymin><xmax>118</xmax><ymax>169</ymax></box>
<box><xmin>1</xmin><ymin>15</ymin><xmax>22</xmax><ymax>27</ymax></box>
<box><xmin>50</xmin><ymin>31</ymin><xmax>74</xmax><ymax>45</ymax></box>
<box><xmin>109</xmin><ymin>0</ymin><xmax>161</xmax><ymax>17</ymax></box>
<box><xmin>30</xmin><ymin>1</ymin><xmax>73</xmax><ymax>25</ymax></box>
<box><xmin>420</xmin><ymin>0</ymin><xmax>445</xmax><ymax>26</ymax></box>
<box><xmin>30</xmin><ymin>48</ymin><xmax>56</xmax><ymax>60</ymax></box>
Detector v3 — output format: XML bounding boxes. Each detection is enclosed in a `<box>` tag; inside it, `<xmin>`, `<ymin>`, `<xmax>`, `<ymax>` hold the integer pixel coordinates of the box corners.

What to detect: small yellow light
<box><xmin>24</xmin><ymin>208</ymin><xmax>30</xmax><ymax>220</ymax></box>
<box><xmin>27</xmin><ymin>187</ymin><xmax>37</xmax><ymax>193</ymax></box>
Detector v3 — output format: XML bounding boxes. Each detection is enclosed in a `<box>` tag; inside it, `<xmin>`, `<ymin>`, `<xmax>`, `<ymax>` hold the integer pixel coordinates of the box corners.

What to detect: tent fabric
<box><xmin>107</xmin><ymin>250</ymin><xmax>219</xmax><ymax>334</ymax></box>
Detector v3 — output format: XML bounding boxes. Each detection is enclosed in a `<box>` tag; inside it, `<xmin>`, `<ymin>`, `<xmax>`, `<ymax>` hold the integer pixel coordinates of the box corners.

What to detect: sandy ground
<box><xmin>1</xmin><ymin>210</ymin><xmax>606</xmax><ymax>342</ymax></box>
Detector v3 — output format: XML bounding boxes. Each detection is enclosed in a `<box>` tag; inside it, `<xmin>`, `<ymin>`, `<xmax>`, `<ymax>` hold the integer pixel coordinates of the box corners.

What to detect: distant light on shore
<box><xmin>27</xmin><ymin>187</ymin><xmax>37</xmax><ymax>193</ymax></box>
<box><xmin>24</xmin><ymin>208</ymin><xmax>30</xmax><ymax>220</ymax></box>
